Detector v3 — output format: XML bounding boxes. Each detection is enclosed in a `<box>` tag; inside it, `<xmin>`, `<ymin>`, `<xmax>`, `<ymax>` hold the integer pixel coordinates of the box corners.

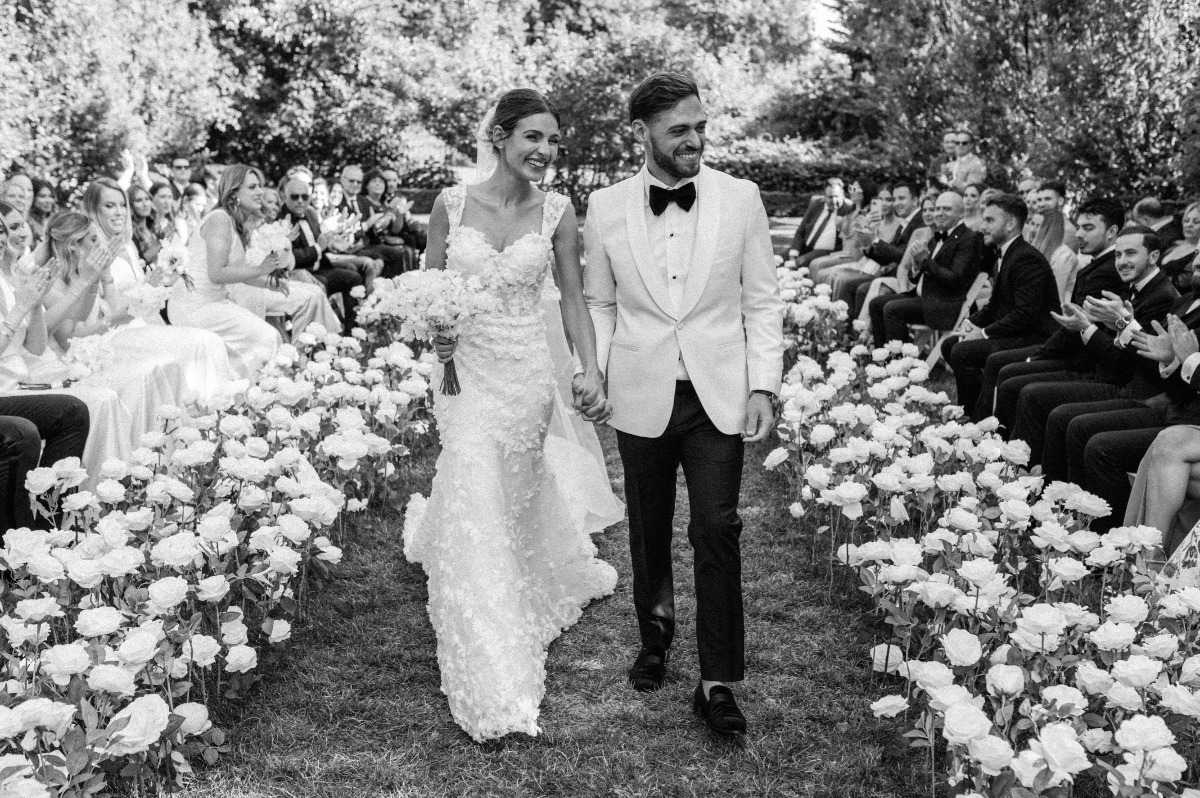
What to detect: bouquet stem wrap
<box><xmin>441</xmin><ymin>357</ymin><xmax>461</xmax><ymax>396</ymax></box>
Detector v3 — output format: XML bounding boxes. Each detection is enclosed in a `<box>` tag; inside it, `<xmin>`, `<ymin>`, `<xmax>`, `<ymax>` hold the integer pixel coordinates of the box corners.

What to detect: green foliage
<box><xmin>705</xmin><ymin>138</ymin><xmax>904</xmax><ymax>195</ymax></box>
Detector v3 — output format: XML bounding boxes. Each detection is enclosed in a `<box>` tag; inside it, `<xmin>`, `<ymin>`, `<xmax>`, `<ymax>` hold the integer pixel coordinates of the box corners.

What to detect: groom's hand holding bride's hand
<box><xmin>742</xmin><ymin>392</ymin><xmax>776</xmax><ymax>443</ymax></box>
<box><xmin>571</xmin><ymin>371</ymin><xmax>612</xmax><ymax>424</ymax></box>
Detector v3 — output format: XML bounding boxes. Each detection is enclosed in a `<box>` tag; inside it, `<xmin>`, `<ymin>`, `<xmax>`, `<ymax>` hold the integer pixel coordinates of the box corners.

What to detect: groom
<box><xmin>580</xmin><ymin>72</ymin><xmax>785</xmax><ymax>735</ymax></box>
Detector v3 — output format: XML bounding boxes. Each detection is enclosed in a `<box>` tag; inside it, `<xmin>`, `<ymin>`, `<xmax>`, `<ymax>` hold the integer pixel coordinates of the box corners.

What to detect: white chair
<box><xmin>907</xmin><ymin>272</ymin><xmax>992</xmax><ymax>371</ymax></box>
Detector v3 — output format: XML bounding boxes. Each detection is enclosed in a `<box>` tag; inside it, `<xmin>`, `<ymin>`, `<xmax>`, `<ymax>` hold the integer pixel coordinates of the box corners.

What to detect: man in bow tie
<box><xmin>583</xmin><ymin>72</ymin><xmax>784</xmax><ymax>737</ymax></box>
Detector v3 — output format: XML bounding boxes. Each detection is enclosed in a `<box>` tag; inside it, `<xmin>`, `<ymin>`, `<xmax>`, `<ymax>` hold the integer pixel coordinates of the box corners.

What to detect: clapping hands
<box><xmin>1134</xmin><ymin>314</ymin><xmax>1200</xmax><ymax>365</ymax></box>
<box><xmin>13</xmin><ymin>257</ymin><xmax>61</xmax><ymax>312</ymax></box>
<box><xmin>571</xmin><ymin>371</ymin><xmax>612</xmax><ymax>424</ymax></box>
<box><xmin>1051</xmin><ymin>302</ymin><xmax>1093</xmax><ymax>333</ymax></box>
<box><xmin>1081</xmin><ymin>291</ymin><xmax>1132</xmax><ymax>329</ymax></box>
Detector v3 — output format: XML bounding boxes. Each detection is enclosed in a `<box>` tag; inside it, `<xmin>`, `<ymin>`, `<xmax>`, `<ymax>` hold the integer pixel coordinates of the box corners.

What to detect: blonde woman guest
<box><xmin>81</xmin><ymin>179</ymin><xmax>233</xmax><ymax>402</ymax></box>
<box><xmin>0</xmin><ymin>204</ymin><xmax>132</xmax><ymax>475</ymax></box>
<box><xmin>168</xmin><ymin>165</ymin><xmax>282</xmax><ymax>378</ymax></box>
<box><xmin>1028</xmin><ymin>209</ymin><xmax>1079</xmax><ymax>302</ymax></box>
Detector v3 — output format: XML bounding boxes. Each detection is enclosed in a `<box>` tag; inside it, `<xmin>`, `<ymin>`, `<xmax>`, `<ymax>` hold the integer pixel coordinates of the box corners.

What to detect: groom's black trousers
<box><xmin>615</xmin><ymin>381</ymin><xmax>745</xmax><ymax>682</ymax></box>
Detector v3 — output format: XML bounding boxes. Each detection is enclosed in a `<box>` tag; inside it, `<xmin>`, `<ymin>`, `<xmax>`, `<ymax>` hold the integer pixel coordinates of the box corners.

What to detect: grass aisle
<box><xmin>183</xmin><ymin>430</ymin><xmax>924</xmax><ymax>798</ymax></box>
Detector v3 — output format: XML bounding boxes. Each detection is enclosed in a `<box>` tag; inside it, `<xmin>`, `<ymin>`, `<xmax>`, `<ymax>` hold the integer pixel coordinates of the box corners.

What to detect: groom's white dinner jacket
<box><xmin>584</xmin><ymin>164</ymin><xmax>785</xmax><ymax>438</ymax></box>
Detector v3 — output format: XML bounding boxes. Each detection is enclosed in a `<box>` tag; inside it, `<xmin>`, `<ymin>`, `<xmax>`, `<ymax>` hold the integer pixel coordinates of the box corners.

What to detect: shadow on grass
<box><xmin>182</xmin><ymin>430</ymin><xmax>927</xmax><ymax>798</ymax></box>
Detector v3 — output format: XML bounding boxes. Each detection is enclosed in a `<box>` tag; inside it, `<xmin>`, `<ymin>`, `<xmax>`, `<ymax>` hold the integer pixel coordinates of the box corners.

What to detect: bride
<box><xmin>403</xmin><ymin>89</ymin><xmax>619</xmax><ymax>741</ymax></box>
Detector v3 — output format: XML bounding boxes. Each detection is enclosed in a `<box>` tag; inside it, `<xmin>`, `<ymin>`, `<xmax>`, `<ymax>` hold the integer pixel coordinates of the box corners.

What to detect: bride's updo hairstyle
<box><xmin>216</xmin><ymin>164</ymin><xmax>265</xmax><ymax>245</ymax></box>
<box><xmin>628</xmin><ymin>72</ymin><xmax>700</xmax><ymax>124</ymax></box>
<box><xmin>488</xmin><ymin>89</ymin><xmax>561</xmax><ymax>151</ymax></box>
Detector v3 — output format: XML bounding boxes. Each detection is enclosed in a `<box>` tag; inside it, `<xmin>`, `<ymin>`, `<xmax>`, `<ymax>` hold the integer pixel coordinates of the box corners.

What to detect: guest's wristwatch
<box><xmin>1115</xmin><ymin>314</ymin><xmax>1134</xmax><ymax>330</ymax></box>
<box><xmin>751</xmin><ymin>389</ymin><xmax>781</xmax><ymax>416</ymax></box>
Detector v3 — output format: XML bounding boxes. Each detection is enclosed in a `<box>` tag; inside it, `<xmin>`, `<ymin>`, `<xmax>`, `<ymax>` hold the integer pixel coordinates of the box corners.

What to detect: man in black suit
<box><xmin>280</xmin><ymin>176</ymin><xmax>365</xmax><ymax>335</ymax></box>
<box><xmin>789</xmin><ymin>178</ymin><xmax>853</xmax><ymax>269</ymax></box>
<box><xmin>869</xmin><ymin>189</ymin><xmax>982</xmax><ymax>345</ymax></box>
<box><xmin>336</xmin><ymin>164</ymin><xmax>418</xmax><ymax>278</ymax></box>
<box><xmin>846</xmin><ymin>180</ymin><xmax>927</xmax><ymax>317</ymax></box>
<box><xmin>1133</xmin><ymin>197</ymin><xmax>1183</xmax><ymax>251</ymax></box>
<box><xmin>979</xmin><ymin>198</ymin><xmax>1127</xmax><ymax>425</ymax></box>
<box><xmin>941</xmin><ymin>194</ymin><xmax>1059</xmax><ymax>417</ymax></box>
<box><xmin>1008</xmin><ymin>227</ymin><xmax>1179</xmax><ymax>467</ymax></box>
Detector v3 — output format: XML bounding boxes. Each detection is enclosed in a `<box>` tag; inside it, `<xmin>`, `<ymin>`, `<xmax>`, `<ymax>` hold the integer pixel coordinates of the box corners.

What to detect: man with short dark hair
<box><xmin>1133</xmin><ymin>197</ymin><xmax>1184</xmax><ymax>250</ymax></box>
<box><xmin>947</xmin><ymin>131</ymin><xmax>987</xmax><ymax>192</ymax></box>
<box><xmin>980</xmin><ymin>197</ymin><xmax>1126</xmax><ymax>424</ymax></box>
<box><xmin>280</xmin><ymin>176</ymin><xmax>365</xmax><ymax>335</ymax></box>
<box><xmin>941</xmin><ymin>193</ymin><xmax>1059</xmax><ymax>416</ymax></box>
<box><xmin>168</xmin><ymin>157</ymin><xmax>192</xmax><ymax>200</ymax></box>
<box><xmin>789</xmin><ymin>178</ymin><xmax>853</xmax><ymax>269</ymax></box>
<box><xmin>1007</xmin><ymin>226</ymin><xmax>1179</xmax><ymax>464</ymax></box>
<box><xmin>1017</xmin><ymin>176</ymin><xmax>1041</xmax><ymax>207</ymax></box>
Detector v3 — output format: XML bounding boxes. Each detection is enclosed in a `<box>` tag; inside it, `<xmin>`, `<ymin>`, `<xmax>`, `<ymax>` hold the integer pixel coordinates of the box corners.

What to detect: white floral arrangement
<box><xmin>244</xmin><ymin>220</ymin><xmax>292</xmax><ymax>271</ymax></box>
<box><xmin>356</xmin><ymin>271</ymin><xmax>497</xmax><ymax>395</ymax></box>
<box><xmin>123</xmin><ymin>282</ymin><xmax>173</xmax><ymax>321</ymax></box>
<box><xmin>61</xmin><ymin>333</ymin><xmax>116</xmax><ymax>383</ymax></box>
<box><xmin>156</xmin><ymin>236</ymin><xmax>192</xmax><ymax>289</ymax></box>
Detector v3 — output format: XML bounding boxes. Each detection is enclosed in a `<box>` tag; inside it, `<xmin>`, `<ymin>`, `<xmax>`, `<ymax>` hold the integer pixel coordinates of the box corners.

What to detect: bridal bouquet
<box><xmin>61</xmin><ymin>333</ymin><xmax>116</xmax><ymax>383</ymax></box>
<box><xmin>246</xmin><ymin>220</ymin><xmax>294</xmax><ymax>286</ymax></box>
<box><xmin>378</xmin><ymin>270</ymin><xmax>496</xmax><ymax>395</ymax></box>
<box><xmin>124</xmin><ymin>282</ymin><xmax>173</xmax><ymax>321</ymax></box>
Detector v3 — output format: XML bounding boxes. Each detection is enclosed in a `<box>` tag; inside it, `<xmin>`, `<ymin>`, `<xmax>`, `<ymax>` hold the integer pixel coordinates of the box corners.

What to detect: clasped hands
<box><xmin>571</xmin><ymin>371</ymin><xmax>612</xmax><ymax>424</ymax></box>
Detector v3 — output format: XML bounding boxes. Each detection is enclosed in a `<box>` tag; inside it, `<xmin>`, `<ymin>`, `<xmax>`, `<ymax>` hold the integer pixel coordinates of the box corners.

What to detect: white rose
<box><xmin>986</xmin><ymin>664</ymin><xmax>1025</xmax><ymax>696</ymax></box>
<box><xmin>869</xmin><ymin>695</ymin><xmax>908</xmax><ymax>718</ymax></box>
<box><xmin>74</xmin><ymin>607</ymin><xmax>125</xmax><ymax>637</ymax></box>
<box><xmin>104</xmin><ymin>694</ymin><xmax>170</xmax><ymax>756</ymax></box>
<box><xmin>172</xmin><ymin>702</ymin><xmax>212</xmax><ymax>736</ymax></box>
<box><xmin>1135</xmin><ymin>632</ymin><xmax>1179</xmax><ymax>660</ymax></box>
<box><xmin>15</xmin><ymin>698</ymin><xmax>75</xmax><ymax>738</ymax></box>
<box><xmin>1046</xmin><ymin>557</ymin><xmax>1089</xmax><ymax>585</ymax></box>
<box><xmin>224</xmin><ymin>644</ymin><xmax>258</xmax><ymax>673</ymax></box>
<box><xmin>86</xmin><ymin>664</ymin><xmax>136</xmax><ymax>697</ymax></box>
<box><xmin>1088</xmin><ymin>621</ymin><xmax>1137</xmax><ymax>652</ymax></box>
<box><xmin>941</xmin><ymin>704</ymin><xmax>993</xmax><ymax>745</ymax></box>
<box><xmin>762</xmin><ymin>448</ymin><xmax>789</xmax><ymax>470</ymax></box>
<box><xmin>1040</xmin><ymin>685</ymin><xmax>1086</xmax><ymax>716</ymax></box>
<box><xmin>195</xmin><ymin>575</ymin><xmax>230</xmax><ymax>603</ymax></box>
<box><xmin>115</xmin><ymin>629</ymin><xmax>160</xmax><ymax>667</ymax></box>
<box><xmin>1179</xmin><ymin>654</ymin><xmax>1200</xmax><ymax>686</ymax></box>
<box><xmin>870</xmin><ymin>644</ymin><xmax>905</xmax><ymax>674</ymax></box>
<box><xmin>1137</xmin><ymin>746</ymin><xmax>1188</xmax><ymax>783</ymax></box>
<box><xmin>1079</xmin><ymin>728</ymin><xmax>1114</xmax><ymax>754</ymax></box>
<box><xmin>968</xmin><ymin>735</ymin><xmax>1014</xmax><ymax>775</ymax></box>
<box><xmin>1105</xmin><ymin>682</ymin><xmax>1144</xmax><ymax>712</ymax></box>
<box><xmin>1111</xmin><ymin>655</ymin><xmax>1161</xmax><ymax>689</ymax></box>
<box><xmin>914</xmin><ymin>661</ymin><xmax>955</xmax><ymax>692</ymax></box>
<box><xmin>179</xmin><ymin>635</ymin><xmax>220</xmax><ymax>668</ymax></box>
<box><xmin>1017</xmin><ymin>604</ymin><xmax>1067</xmax><ymax>637</ymax></box>
<box><xmin>957</xmin><ymin>558</ymin><xmax>999</xmax><ymax>587</ymax></box>
<box><xmin>40</xmin><ymin>644</ymin><xmax>91</xmax><ymax>687</ymax></box>
<box><xmin>266</xmin><ymin>619</ymin><xmax>291</xmax><ymax>644</ymax></box>
<box><xmin>1104</xmin><ymin>595</ymin><xmax>1149</xmax><ymax>626</ymax></box>
<box><xmin>1074</xmin><ymin>661</ymin><xmax>1115</xmax><ymax>695</ymax></box>
<box><xmin>146</xmin><ymin>576</ymin><xmax>189</xmax><ymax>615</ymax></box>
<box><xmin>1036</xmin><ymin>723</ymin><xmax>1091</xmax><ymax>781</ymax></box>
<box><xmin>1114</xmin><ymin>714</ymin><xmax>1175</xmax><ymax>752</ymax></box>
<box><xmin>941</xmin><ymin>629</ymin><xmax>983</xmax><ymax>668</ymax></box>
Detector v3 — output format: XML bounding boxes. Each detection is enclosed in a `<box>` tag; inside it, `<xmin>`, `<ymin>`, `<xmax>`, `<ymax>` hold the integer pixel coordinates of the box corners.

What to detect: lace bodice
<box><xmin>443</xmin><ymin>186</ymin><xmax>570</xmax><ymax>318</ymax></box>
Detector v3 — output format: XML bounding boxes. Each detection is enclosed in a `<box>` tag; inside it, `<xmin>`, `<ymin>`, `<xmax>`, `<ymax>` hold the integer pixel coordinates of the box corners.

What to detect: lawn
<box><xmin>179</xmin><ymin>429</ymin><xmax>926</xmax><ymax>798</ymax></box>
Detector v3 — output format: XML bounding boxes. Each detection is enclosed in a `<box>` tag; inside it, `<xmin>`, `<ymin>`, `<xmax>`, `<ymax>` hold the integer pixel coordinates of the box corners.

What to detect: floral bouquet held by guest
<box><xmin>245</xmin><ymin>220</ymin><xmax>295</xmax><ymax>291</ymax></box>
<box><xmin>383</xmin><ymin>269</ymin><xmax>494</xmax><ymax>395</ymax></box>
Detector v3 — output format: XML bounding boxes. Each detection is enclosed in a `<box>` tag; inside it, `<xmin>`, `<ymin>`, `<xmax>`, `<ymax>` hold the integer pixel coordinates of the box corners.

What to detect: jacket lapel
<box><xmin>677</xmin><ymin>167</ymin><xmax>720</xmax><ymax>320</ymax></box>
<box><xmin>624</xmin><ymin>172</ymin><xmax>676</xmax><ymax>319</ymax></box>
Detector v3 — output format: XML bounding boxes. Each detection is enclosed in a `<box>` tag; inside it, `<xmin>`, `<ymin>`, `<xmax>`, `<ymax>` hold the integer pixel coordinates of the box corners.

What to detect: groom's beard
<box><xmin>649</xmin><ymin>136</ymin><xmax>703</xmax><ymax>182</ymax></box>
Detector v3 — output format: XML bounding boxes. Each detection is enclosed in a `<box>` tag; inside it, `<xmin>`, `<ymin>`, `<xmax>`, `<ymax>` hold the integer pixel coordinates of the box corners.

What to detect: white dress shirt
<box><xmin>644</xmin><ymin>168</ymin><xmax>699</xmax><ymax>380</ymax></box>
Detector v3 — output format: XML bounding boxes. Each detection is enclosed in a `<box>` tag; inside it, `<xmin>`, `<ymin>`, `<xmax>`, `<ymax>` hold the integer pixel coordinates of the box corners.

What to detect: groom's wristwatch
<box><xmin>751</xmin><ymin>390</ymin><xmax>781</xmax><ymax>415</ymax></box>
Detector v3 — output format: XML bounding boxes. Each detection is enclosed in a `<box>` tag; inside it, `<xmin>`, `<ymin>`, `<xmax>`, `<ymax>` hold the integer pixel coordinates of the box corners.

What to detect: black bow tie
<box><xmin>649</xmin><ymin>182</ymin><xmax>697</xmax><ymax>216</ymax></box>
<box><xmin>933</xmin><ymin>231</ymin><xmax>948</xmax><ymax>244</ymax></box>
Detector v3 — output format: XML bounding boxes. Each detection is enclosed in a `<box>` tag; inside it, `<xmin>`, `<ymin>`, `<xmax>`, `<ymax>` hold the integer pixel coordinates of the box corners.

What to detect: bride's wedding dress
<box><xmin>403</xmin><ymin>186</ymin><xmax>618</xmax><ymax>742</ymax></box>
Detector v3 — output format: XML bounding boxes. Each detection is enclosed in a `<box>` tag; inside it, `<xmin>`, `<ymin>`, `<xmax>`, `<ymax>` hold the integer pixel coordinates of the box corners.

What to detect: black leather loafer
<box><xmin>628</xmin><ymin>645</ymin><xmax>669</xmax><ymax>692</ymax></box>
<box><xmin>693</xmin><ymin>684</ymin><xmax>747</xmax><ymax>735</ymax></box>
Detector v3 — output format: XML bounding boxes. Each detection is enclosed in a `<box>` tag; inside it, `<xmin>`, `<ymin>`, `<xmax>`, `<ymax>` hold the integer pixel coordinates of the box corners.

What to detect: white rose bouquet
<box><xmin>62</xmin><ymin>333</ymin><xmax>116</xmax><ymax>383</ymax></box>
<box><xmin>156</xmin><ymin>237</ymin><xmax>193</xmax><ymax>289</ymax></box>
<box><xmin>123</xmin><ymin>282</ymin><xmax>173</xmax><ymax>321</ymax></box>
<box><xmin>382</xmin><ymin>270</ymin><xmax>495</xmax><ymax>395</ymax></box>
<box><xmin>245</xmin><ymin>221</ymin><xmax>294</xmax><ymax>288</ymax></box>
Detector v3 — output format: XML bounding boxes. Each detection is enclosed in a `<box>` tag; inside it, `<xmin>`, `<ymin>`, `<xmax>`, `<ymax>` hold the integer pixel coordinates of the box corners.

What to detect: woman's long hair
<box><xmin>81</xmin><ymin>177</ymin><xmax>132</xmax><ymax>245</ymax></box>
<box><xmin>1032</xmin><ymin>208</ymin><xmax>1066</xmax><ymax>261</ymax></box>
<box><xmin>44</xmin><ymin>211</ymin><xmax>92</xmax><ymax>285</ymax></box>
<box><xmin>29</xmin><ymin>178</ymin><xmax>55</xmax><ymax>223</ymax></box>
<box><xmin>216</xmin><ymin>164</ymin><xmax>264</xmax><ymax>245</ymax></box>
<box><xmin>128</xmin><ymin>184</ymin><xmax>160</xmax><ymax>258</ymax></box>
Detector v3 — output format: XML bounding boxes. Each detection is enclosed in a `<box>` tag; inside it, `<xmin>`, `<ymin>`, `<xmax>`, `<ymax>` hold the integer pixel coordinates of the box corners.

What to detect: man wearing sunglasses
<box><xmin>167</xmin><ymin>157</ymin><xmax>194</xmax><ymax>201</ymax></box>
<box><xmin>281</xmin><ymin>176</ymin><xmax>365</xmax><ymax>335</ymax></box>
<box><xmin>947</xmin><ymin>131</ymin><xmax>987</xmax><ymax>193</ymax></box>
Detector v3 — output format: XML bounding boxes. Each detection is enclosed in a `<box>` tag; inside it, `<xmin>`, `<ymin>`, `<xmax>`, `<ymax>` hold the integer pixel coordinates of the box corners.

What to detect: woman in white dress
<box><xmin>1028</xmin><ymin>209</ymin><xmax>1079</xmax><ymax>303</ymax></box>
<box><xmin>81</xmin><ymin>179</ymin><xmax>233</xmax><ymax>403</ymax></box>
<box><xmin>168</xmin><ymin>165</ymin><xmax>282</xmax><ymax>378</ymax></box>
<box><xmin>403</xmin><ymin>89</ymin><xmax>618</xmax><ymax>742</ymax></box>
<box><xmin>0</xmin><ymin>204</ymin><xmax>132</xmax><ymax>477</ymax></box>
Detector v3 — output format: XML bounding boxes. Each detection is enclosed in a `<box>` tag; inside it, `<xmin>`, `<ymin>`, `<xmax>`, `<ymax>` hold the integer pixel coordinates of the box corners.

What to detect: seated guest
<box><xmin>364</xmin><ymin>170</ymin><xmax>426</xmax><ymax>265</ymax></box>
<box><xmin>1125</xmin><ymin>425</ymin><xmax>1200</xmax><ymax>556</ymax></box>
<box><xmin>1030</xmin><ymin>210</ymin><xmax>1080</xmax><ymax>302</ymax></box>
<box><xmin>839</xmin><ymin>181</ymin><xmax>925</xmax><ymax>317</ymax></box>
<box><xmin>856</xmin><ymin>194</ymin><xmax>936</xmax><ymax>325</ymax></box>
<box><xmin>929</xmin><ymin>130</ymin><xmax>959</xmax><ymax>189</ymax></box>
<box><xmin>1012</xmin><ymin>226</ymin><xmax>1180</xmax><ymax>480</ymax></box>
<box><xmin>1</xmin><ymin>174</ymin><xmax>33</xmax><ymax>222</ymax></box>
<box><xmin>789</xmin><ymin>178</ymin><xmax>853</xmax><ymax>269</ymax></box>
<box><xmin>819</xmin><ymin>188</ymin><xmax>899</xmax><ymax>303</ymax></box>
<box><xmin>167</xmin><ymin>165</ymin><xmax>283</xmax><ymax>378</ymax></box>
<box><xmin>149</xmin><ymin>182</ymin><xmax>188</xmax><ymax>244</ymax></box>
<box><xmin>1159</xmin><ymin>201</ymin><xmax>1200</xmax><ymax>292</ymax></box>
<box><xmin>809</xmin><ymin>179</ymin><xmax>879</xmax><ymax>281</ymax></box>
<box><xmin>335</xmin><ymin>165</ymin><xmax>417</xmax><ymax>278</ymax></box>
<box><xmin>1030</xmin><ymin>180</ymin><xmax>1078</xmax><ymax>251</ymax></box>
<box><xmin>280</xmin><ymin>176</ymin><xmax>365</xmax><ymax>334</ymax></box>
<box><xmin>28</xmin><ymin>178</ymin><xmax>55</xmax><ymax>248</ymax></box>
<box><xmin>941</xmin><ymin>193</ymin><xmax>1058</xmax><ymax>417</ymax></box>
<box><xmin>260</xmin><ymin>186</ymin><xmax>282</xmax><ymax>222</ymax></box>
<box><xmin>0</xmin><ymin>400</ymin><xmax>88</xmax><ymax>530</ymax></box>
<box><xmin>961</xmin><ymin>183</ymin><xmax>985</xmax><ymax>231</ymax></box>
<box><xmin>179</xmin><ymin>183</ymin><xmax>209</xmax><ymax>238</ymax></box>
<box><xmin>869</xmin><ymin>190</ymin><xmax>982</xmax><ymax>346</ymax></box>
<box><xmin>1017</xmin><ymin>176</ymin><xmax>1041</xmax><ymax>208</ymax></box>
<box><xmin>128</xmin><ymin>184</ymin><xmax>162</xmax><ymax>265</ymax></box>
<box><xmin>1132</xmin><ymin>197</ymin><xmax>1183</xmax><ymax>250</ymax></box>
<box><xmin>977</xmin><ymin>198</ymin><xmax>1124</xmax><ymax>425</ymax></box>
<box><xmin>166</xmin><ymin>156</ymin><xmax>194</xmax><ymax>201</ymax></box>
<box><xmin>312</xmin><ymin>178</ymin><xmax>332</xmax><ymax>219</ymax></box>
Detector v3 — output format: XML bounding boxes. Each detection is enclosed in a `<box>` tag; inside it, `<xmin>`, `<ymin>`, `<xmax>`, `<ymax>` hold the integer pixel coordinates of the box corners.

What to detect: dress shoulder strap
<box><xmin>541</xmin><ymin>192</ymin><xmax>571</xmax><ymax>238</ymax></box>
<box><xmin>443</xmin><ymin>185</ymin><xmax>467</xmax><ymax>229</ymax></box>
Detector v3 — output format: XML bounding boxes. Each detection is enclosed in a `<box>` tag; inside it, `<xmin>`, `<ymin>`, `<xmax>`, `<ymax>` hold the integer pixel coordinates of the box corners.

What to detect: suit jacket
<box><xmin>1036</xmin><ymin>250</ymin><xmax>1124</xmax><ymax>359</ymax></box>
<box><xmin>969</xmin><ymin>236</ymin><xmax>1059</xmax><ymax>339</ymax></box>
<box><xmin>791</xmin><ymin>197</ymin><xmax>853</xmax><ymax>255</ymax></box>
<box><xmin>280</xmin><ymin>206</ymin><xmax>327</xmax><ymax>272</ymax></box>
<box><xmin>868</xmin><ymin>212</ymin><xmax>926</xmax><ymax>267</ymax></box>
<box><xmin>1085</xmin><ymin>270</ymin><xmax>1179</xmax><ymax>387</ymax></box>
<box><xmin>916</xmin><ymin>224</ymin><xmax>984</xmax><ymax>312</ymax></box>
<box><xmin>1154</xmin><ymin>218</ymin><xmax>1184</xmax><ymax>251</ymax></box>
<box><xmin>1143</xmin><ymin>294</ymin><xmax>1200</xmax><ymax>418</ymax></box>
<box><xmin>584</xmin><ymin>165</ymin><xmax>785</xmax><ymax>438</ymax></box>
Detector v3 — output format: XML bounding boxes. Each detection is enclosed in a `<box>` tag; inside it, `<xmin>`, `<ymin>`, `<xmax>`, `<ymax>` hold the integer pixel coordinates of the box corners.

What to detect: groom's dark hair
<box><xmin>629</xmin><ymin>72</ymin><xmax>700</xmax><ymax>124</ymax></box>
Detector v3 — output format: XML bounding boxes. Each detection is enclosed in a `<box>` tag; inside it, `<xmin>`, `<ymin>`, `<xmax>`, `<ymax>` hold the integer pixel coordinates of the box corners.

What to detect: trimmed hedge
<box><xmin>705</xmin><ymin>137</ymin><xmax>909</xmax><ymax>196</ymax></box>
